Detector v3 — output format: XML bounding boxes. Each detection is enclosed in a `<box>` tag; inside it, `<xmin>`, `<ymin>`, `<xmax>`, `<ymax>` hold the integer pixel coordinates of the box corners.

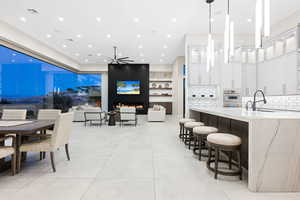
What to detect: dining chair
<box><xmin>37</xmin><ymin>109</ymin><xmax>61</xmax><ymax>120</ymax></box>
<box><xmin>0</xmin><ymin>136</ymin><xmax>16</xmax><ymax>175</ymax></box>
<box><xmin>37</xmin><ymin>109</ymin><xmax>61</xmax><ymax>160</ymax></box>
<box><xmin>18</xmin><ymin>112</ymin><xmax>73</xmax><ymax>172</ymax></box>
<box><xmin>2</xmin><ymin>109</ymin><xmax>27</xmax><ymax>120</ymax></box>
<box><xmin>119</xmin><ymin>107</ymin><xmax>137</xmax><ymax>126</ymax></box>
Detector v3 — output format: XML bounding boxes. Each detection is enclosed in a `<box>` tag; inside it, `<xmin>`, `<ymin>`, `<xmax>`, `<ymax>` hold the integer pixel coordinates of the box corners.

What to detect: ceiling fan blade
<box><xmin>118</xmin><ymin>57</ymin><xmax>129</xmax><ymax>60</ymax></box>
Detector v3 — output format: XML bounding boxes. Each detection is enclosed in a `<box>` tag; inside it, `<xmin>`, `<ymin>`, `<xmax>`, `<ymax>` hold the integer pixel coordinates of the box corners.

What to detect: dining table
<box><xmin>0</xmin><ymin>120</ymin><xmax>55</xmax><ymax>173</ymax></box>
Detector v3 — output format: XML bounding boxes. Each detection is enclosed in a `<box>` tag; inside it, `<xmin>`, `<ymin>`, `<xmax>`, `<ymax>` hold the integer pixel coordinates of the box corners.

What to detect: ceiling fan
<box><xmin>107</xmin><ymin>46</ymin><xmax>134</xmax><ymax>64</ymax></box>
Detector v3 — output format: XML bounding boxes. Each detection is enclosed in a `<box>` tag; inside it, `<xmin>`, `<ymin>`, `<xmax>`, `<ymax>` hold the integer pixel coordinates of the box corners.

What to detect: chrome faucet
<box><xmin>252</xmin><ymin>90</ymin><xmax>267</xmax><ymax>111</ymax></box>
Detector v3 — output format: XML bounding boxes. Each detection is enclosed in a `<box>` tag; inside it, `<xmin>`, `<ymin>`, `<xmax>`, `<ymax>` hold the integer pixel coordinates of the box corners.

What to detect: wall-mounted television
<box><xmin>117</xmin><ymin>81</ymin><xmax>140</xmax><ymax>95</ymax></box>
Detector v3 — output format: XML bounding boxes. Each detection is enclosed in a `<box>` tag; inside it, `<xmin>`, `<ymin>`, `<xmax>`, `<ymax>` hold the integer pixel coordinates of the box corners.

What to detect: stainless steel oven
<box><xmin>223</xmin><ymin>89</ymin><xmax>242</xmax><ymax>107</ymax></box>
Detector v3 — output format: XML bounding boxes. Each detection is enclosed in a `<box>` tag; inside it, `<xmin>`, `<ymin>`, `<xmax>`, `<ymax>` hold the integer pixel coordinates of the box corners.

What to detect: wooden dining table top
<box><xmin>0</xmin><ymin>120</ymin><xmax>55</xmax><ymax>135</ymax></box>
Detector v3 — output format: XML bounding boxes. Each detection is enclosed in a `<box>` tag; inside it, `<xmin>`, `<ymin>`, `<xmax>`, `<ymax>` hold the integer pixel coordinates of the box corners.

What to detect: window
<box><xmin>0</xmin><ymin>45</ymin><xmax>101</xmax><ymax>117</ymax></box>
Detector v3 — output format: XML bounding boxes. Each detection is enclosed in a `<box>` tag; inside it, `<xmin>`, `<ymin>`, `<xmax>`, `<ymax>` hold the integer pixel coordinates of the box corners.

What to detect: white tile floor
<box><xmin>1</xmin><ymin>116</ymin><xmax>300</xmax><ymax>200</ymax></box>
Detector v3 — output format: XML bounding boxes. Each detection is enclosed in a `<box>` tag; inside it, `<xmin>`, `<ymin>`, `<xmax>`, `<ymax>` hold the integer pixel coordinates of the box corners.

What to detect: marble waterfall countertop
<box><xmin>189</xmin><ymin>107</ymin><xmax>300</xmax><ymax>122</ymax></box>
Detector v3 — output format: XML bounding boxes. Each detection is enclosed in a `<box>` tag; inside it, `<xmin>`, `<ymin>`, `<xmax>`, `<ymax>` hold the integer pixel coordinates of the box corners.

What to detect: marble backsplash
<box><xmin>242</xmin><ymin>95</ymin><xmax>300</xmax><ymax>111</ymax></box>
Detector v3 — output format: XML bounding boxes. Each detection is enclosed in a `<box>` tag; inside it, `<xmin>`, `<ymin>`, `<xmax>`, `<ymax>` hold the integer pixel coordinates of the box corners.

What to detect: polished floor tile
<box><xmin>0</xmin><ymin>115</ymin><xmax>299</xmax><ymax>200</ymax></box>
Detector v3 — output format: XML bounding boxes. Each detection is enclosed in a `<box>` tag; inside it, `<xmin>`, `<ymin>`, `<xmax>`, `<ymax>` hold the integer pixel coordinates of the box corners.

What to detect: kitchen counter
<box><xmin>189</xmin><ymin>107</ymin><xmax>300</xmax><ymax>192</ymax></box>
<box><xmin>190</xmin><ymin>107</ymin><xmax>300</xmax><ymax>122</ymax></box>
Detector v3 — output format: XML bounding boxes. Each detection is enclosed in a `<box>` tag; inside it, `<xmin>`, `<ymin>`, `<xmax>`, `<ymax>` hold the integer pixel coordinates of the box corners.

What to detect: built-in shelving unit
<box><xmin>149</xmin><ymin>72</ymin><xmax>173</xmax><ymax>114</ymax></box>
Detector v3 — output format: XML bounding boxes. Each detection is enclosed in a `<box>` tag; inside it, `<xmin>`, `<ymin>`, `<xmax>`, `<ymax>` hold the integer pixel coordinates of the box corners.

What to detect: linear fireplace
<box><xmin>108</xmin><ymin>64</ymin><xmax>149</xmax><ymax>114</ymax></box>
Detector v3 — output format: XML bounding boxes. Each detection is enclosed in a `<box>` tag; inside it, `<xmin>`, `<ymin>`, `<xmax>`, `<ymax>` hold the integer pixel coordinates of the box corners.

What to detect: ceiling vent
<box><xmin>27</xmin><ymin>8</ymin><xmax>39</xmax><ymax>15</ymax></box>
<box><xmin>66</xmin><ymin>38</ymin><xmax>74</xmax><ymax>42</ymax></box>
<box><xmin>88</xmin><ymin>54</ymin><xmax>93</xmax><ymax>57</ymax></box>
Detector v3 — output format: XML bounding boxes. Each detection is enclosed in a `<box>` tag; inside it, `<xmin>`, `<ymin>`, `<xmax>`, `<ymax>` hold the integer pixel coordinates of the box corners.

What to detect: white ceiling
<box><xmin>0</xmin><ymin>0</ymin><xmax>300</xmax><ymax>65</ymax></box>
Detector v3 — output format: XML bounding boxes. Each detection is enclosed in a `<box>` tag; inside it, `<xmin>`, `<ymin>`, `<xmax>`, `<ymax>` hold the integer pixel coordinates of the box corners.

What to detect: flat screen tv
<box><xmin>117</xmin><ymin>81</ymin><xmax>140</xmax><ymax>95</ymax></box>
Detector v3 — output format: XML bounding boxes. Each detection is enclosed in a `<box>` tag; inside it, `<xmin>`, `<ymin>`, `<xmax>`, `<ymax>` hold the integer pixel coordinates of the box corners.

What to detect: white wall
<box><xmin>101</xmin><ymin>72</ymin><xmax>108</xmax><ymax>111</ymax></box>
<box><xmin>0</xmin><ymin>20</ymin><xmax>80</xmax><ymax>70</ymax></box>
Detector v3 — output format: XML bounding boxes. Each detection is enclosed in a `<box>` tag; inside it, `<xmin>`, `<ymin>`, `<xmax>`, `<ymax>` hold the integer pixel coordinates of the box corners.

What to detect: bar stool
<box><xmin>192</xmin><ymin>126</ymin><xmax>218</xmax><ymax>161</ymax></box>
<box><xmin>183</xmin><ymin>121</ymin><xmax>204</xmax><ymax>149</ymax></box>
<box><xmin>206</xmin><ymin>133</ymin><xmax>242</xmax><ymax>180</ymax></box>
<box><xmin>179</xmin><ymin>118</ymin><xmax>195</xmax><ymax>139</ymax></box>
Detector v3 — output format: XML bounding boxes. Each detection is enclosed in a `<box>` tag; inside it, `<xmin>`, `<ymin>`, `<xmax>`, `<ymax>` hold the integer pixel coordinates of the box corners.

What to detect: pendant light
<box><xmin>206</xmin><ymin>0</ymin><xmax>215</xmax><ymax>72</ymax></box>
<box><xmin>255</xmin><ymin>0</ymin><xmax>270</xmax><ymax>48</ymax></box>
<box><xmin>224</xmin><ymin>0</ymin><xmax>235</xmax><ymax>64</ymax></box>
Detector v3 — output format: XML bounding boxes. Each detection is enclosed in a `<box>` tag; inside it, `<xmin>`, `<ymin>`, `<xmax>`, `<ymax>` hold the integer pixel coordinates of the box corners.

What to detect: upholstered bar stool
<box><xmin>178</xmin><ymin>118</ymin><xmax>195</xmax><ymax>140</ymax></box>
<box><xmin>206</xmin><ymin>133</ymin><xmax>242</xmax><ymax>180</ymax></box>
<box><xmin>192</xmin><ymin>126</ymin><xmax>218</xmax><ymax>161</ymax></box>
<box><xmin>183</xmin><ymin>121</ymin><xmax>204</xmax><ymax>149</ymax></box>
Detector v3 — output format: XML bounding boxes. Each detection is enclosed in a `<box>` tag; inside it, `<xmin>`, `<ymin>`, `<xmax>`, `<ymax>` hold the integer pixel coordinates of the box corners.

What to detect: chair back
<box><xmin>2</xmin><ymin>109</ymin><xmax>27</xmax><ymax>120</ymax></box>
<box><xmin>120</xmin><ymin>107</ymin><xmax>136</xmax><ymax>120</ymax></box>
<box><xmin>51</xmin><ymin>112</ymin><xmax>73</xmax><ymax>149</ymax></box>
<box><xmin>37</xmin><ymin>109</ymin><xmax>61</xmax><ymax>120</ymax></box>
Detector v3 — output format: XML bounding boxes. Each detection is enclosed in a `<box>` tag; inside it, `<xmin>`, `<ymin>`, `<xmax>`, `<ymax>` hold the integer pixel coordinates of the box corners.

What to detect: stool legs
<box><xmin>214</xmin><ymin>148</ymin><xmax>219</xmax><ymax>179</ymax></box>
<box><xmin>179</xmin><ymin>124</ymin><xmax>183</xmax><ymax>139</ymax></box>
<box><xmin>198</xmin><ymin>136</ymin><xmax>203</xmax><ymax>161</ymax></box>
<box><xmin>237</xmin><ymin>150</ymin><xmax>242</xmax><ymax>180</ymax></box>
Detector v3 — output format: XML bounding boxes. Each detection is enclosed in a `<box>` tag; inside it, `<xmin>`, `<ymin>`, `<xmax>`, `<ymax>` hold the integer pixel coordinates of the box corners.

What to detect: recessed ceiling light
<box><xmin>96</xmin><ymin>17</ymin><xmax>101</xmax><ymax>22</ymax></box>
<box><xmin>88</xmin><ymin>44</ymin><xmax>93</xmax><ymax>48</ymax></box>
<box><xmin>247</xmin><ymin>18</ymin><xmax>252</xmax><ymax>23</ymax></box>
<box><xmin>104</xmin><ymin>59</ymin><xmax>108</xmax><ymax>62</ymax></box>
<box><xmin>46</xmin><ymin>34</ymin><xmax>52</xmax><ymax>38</ymax></box>
<box><xmin>133</xmin><ymin>17</ymin><xmax>139</xmax><ymax>23</ymax></box>
<box><xmin>140</xmin><ymin>53</ymin><xmax>144</xmax><ymax>57</ymax></box>
<box><xmin>97</xmin><ymin>53</ymin><xmax>102</xmax><ymax>56</ymax></box>
<box><xmin>76</xmin><ymin>34</ymin><xmax>81</xmax><ymax>38</ymax></box>
<box><xmin>58</xmin><ymin>17</ymin><xmax>64</xmax><ymax>22</ymax></box>
<box><xmin>210</xmin><ymin>18</ymin><xmax>215</xmax><ymax>22</ymax></box>
<box><xmin>161</xmin><ymin>53</ymin><xmax>165</xmax><ymax>57</ymax></box>
<box><xmin>19</xmin><ymin>17</ymin><xmax>26</xmax><ymax>22</ymax></box>
<box><xmin>138</xmin><ymin>45</ymin><xmax>143</xmax><ymax>49</ymax></box>
<box><xmin>167</xmin><ymin>34</ymin><xmax>172</xmax><ymax>38</ymax></box>
<box><xmin>141</xmin><ymin>59</ymin><xmax>145</xmax><ymax>62</ymax></box>
<box><xmin>107</xmin><ymin>34</ymin><xmax>111</xmax><ymax>38</ymax></box>
<box><xmin>62</xmin><ymin>44</ymin><xmax>67</xmax><ymax>48</ymax></box>
<box><xmin>75</xmin><ymin>53</ymin><xmax>80</xmax><ymax>56</ymax></box>
<box><xmin>163</xmin><ymin>45</ymin><xmax>168</xmax><ymax>49</ymax></box>
<box><xmin>84</xmin><ymin>59</ymin><xmax>89</xmax><ymax>62</ymax></box>
<box><xmin>171</xmin><ymin>17</ymin><xmax>177</xmax><ymax>23</ymax></box>
<box><xmin>137</xmin><ymin>34</ymin><xmax>141</xmax><ymax>38</ymax></box>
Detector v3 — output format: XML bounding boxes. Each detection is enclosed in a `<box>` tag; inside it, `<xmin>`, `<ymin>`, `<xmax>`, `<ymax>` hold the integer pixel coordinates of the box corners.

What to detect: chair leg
<box><xmin>214</xmin><ymin>148</ymin><xmax>219</xmax><ymax>179</ymax></box>
<box><xmin>229</xmin><ymin>151</ymin><xmax>232</xmax><ymax>170</ymax></box>
<box><xmin>65</xmin><ymin>144</ymin><xmax>70</xmax><ymax>161</ymax></box>
<box><xmin>11</xmin><ymin>154</ymin><xmax>16</xmax><ymax>176</ymax></box>
<box><xmin>50</xmin><ymin>152</ymin><xmax>56</xmax><ymax>172</ymax></box>
<box><xmin>40</xmin><ymin>152</ymin><xmax>43</xmax><ymax>160</ymax></box>
<box><xmin>237</xmin><ymin>149</ymin><xmax>242</xmax><ymax>180</ymax></box>
<box><xmin>198</xmin><ymin>136</ymin><xmax>203</xmax><ymax>161</ymax></box>
<box><xmin>17</xmin><ymin>151</ymin><xmax>22</xmax><ymax>173</ymax></box>
<box><xmin>43</xmin><ymin>152</ymin><xmax>46</xmax><ymax>159</ymax></box>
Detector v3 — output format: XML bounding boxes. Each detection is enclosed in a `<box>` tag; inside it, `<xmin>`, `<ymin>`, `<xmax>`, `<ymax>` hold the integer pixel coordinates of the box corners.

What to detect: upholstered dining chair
<box><xmin>0</xmin><ymin>136</ymin><xmax>16</xmax><ymax>175</ymax></box>
<box><xmin>119</xmin><ymin>107</ymin><xmax>137</xmax><ymax>126</ymax></box>
<box><xmin>37</xmin><ymin>109</ymin><xmax>61</xmax><ymax>160</ymax></box>
<box><xmin>37</xmin><ymin>109</ymin><xmax>61</xmax><ymax>120</ymax></box>
<box><xmin>18</xmin><ymin>112</ymin><xmax>73</xmax><ymax>172</ymax></box>
<box><xmin>2</xmin><ymin>109</ymin><xmax>27</xmax><ymax>120</ymax></box>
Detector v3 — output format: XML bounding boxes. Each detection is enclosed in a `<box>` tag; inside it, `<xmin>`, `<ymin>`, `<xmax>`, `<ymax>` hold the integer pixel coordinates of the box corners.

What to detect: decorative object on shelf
<box><xmin>255</xmin><ymin>0</ymin><xmax>270</xmax><ymax>49</ymax></box>
<box><xmin>206</xmin><ymin>0</ymin><xmax>215</xmax><ymax>72</ymax></box>
<box><xmin>224</xmin><ymin>0</ymin><xmax>235</xmax><ymax>64</ymax></box>
<box><xmin>158</xmin><ymin>84</ymin><xmax>162</xmax><ymax>89</ymax></box>
<box><xmin>151</xmin><ymin>83</ymin><xmax>157</xmax><ymax>88</ymax></box>
<box><xmin>165</xmin><ymin>83</ymin><xmax>170</xmax><ymax>88</ymax></box>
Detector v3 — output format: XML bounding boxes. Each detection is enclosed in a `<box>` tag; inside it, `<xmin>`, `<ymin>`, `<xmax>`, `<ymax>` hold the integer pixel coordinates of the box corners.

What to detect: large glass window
<box><xmin>0</xmin><ymin>45</ymin><xmax>101</xmax><ymax>117</ymax></box>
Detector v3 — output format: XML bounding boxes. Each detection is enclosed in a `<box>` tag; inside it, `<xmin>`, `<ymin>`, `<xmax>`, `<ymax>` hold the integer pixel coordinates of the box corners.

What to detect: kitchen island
<box><xmin>190</xmin><ymin>107</ymin><xmax>300</xmax><ymax>192</ymax></box>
